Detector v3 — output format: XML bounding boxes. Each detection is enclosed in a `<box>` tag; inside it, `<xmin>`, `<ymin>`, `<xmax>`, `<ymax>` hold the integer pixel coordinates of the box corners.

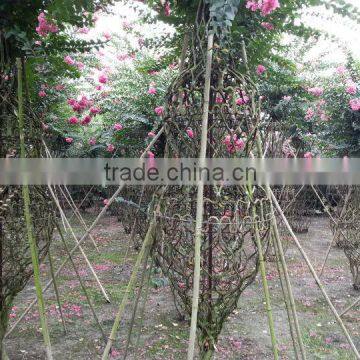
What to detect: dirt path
<box><xmin>4</xmin><ymin>214</ymin><xmax>360</xmax><ymax>359</ymax></box>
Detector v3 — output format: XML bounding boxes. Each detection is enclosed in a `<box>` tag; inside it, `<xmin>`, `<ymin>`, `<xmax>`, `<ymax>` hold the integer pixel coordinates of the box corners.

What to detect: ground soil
<box><xmin>4</xmin><ymin>213</ymin><xmax>360</xmax><ymax>359</ymax></box>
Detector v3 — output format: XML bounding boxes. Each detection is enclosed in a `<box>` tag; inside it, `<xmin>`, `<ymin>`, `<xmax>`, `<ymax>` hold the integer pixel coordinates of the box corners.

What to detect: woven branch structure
<box><xmin>144</xmin><ymin>19</ymin><xmax>273</xmax><ymax>357</ymax></box>
<box><xmin>338</xmin><ymin>187</ymin><xmax>360</xmax><ymax>290</ymax></box>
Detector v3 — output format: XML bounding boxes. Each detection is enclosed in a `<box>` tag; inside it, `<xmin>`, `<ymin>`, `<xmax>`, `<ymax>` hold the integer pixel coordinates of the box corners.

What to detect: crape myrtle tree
<box><xmin>0</xmin><ymin>0</ymin><xmax>114</xmax><ymax>357</ymax></box>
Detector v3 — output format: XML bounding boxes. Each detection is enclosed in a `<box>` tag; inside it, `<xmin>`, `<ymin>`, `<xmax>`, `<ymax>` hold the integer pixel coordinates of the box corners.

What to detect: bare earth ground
<box><xmin>4</xmin><ymin>213</ymin><xmax>360</xmax><ymax>359</ymax></box>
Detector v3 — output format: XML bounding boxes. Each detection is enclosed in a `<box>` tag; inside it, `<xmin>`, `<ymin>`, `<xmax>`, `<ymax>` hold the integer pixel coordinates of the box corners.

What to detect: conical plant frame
<box><xmin>151</xmin><ymin>22</ymin><xmax>273</xmax><ymax>359</ymax></box>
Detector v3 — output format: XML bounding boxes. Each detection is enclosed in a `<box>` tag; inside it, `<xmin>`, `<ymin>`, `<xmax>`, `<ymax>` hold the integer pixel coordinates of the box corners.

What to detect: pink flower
<box><xmin>304</xmin><ymin>152</ymin><xmax>313</xmax><ymax>158</ymax></box>
<box><xmin>67</xmin><ymin>98</ymin><xmax>76</xmax><ymax>106</ymax></box>
<box><xmin>89</xmin><ymin>138</ymin><xmax>96</xmax><ymax>146</ymax></box>
<box><xmin>257</xmin><ymin>64</ymin><xmax>266</xmax><ymax>75</ymax></box>
<box><xmin>224</xmin><ymin>135</ymin><xmax>232</xmax><ymax>146</ymax></box>
<box><xmin>90</xmin><ymin>107</ymin><xmax>101</xmax><ymax>115</ymax></box>
<box><xmin>65</xmin><ymin>137</ymin><xmax>73</xmax><ymax>143</ymax></box>
<box><xmin>98</xmin><ymin>73</ymin><xmax>108</xmax><ymax>84</ymax></box>
<box><xmin>38</xmin><ymin>90</ymin><xmax>47</xmax><ymax>97</ymax></box>
<box><xmin>346</xmin><ymin>81</ymin><xmax>357</xmax><ymax>95</ymax></box>
<box><xmin>147</xmin><ymin>151</ymin><xmax>155</xmax><ymax>158</ymax></box>
<box><xmin>349</xmin><ymin>98</ymin><xmax>360</xmax><ymax>111</ymax></box>
<box><xmin>246</xmin><ymin>0</ymin><xmax>260</xmax><ymax>11</ymax></box>
<box><xmin>113</xmin><ymin>123</ymin><xmax>123</xmax><ymax>131</ymax></box>
<box><xmin>103</xmin><ymin>199</ymin><xmax>109</xmax><ymax>206</ymax></box>
<box><xmin>110</xmin><ymin>348</ymin><xmax>121</xmax><ymax>359</ymax></box>
<box><xmin>148</xmin><ymin>87</ymin><xmax>157</xmax><ymax>95</ymax></box>
<box><xmin>95</xmin><ymin>85</ymin><xmax>103</xmax><ymax>91</ymax></box>
<box><xmin>55</xmin><ymin>84</ymin><xmax>64</xmax><ymax>91</ymax></box>
<box><xmin>148</xmin><ymin>131</ymin><xmax>155</xmax><ymax>137</ymax></box>
<box><xmin>36</xmin><ymin>12</ymin><xmax>59</xmax><ymax>37</ymax></box>
<box><xmin>107</xmin><ymin>144</ymin><xmax>115</xmax><ymax>152</ymax></box>
<box><xmin>41</xmin><ymin>122</ymin><xmax>49</xmax><ymax>131</ymax></box>
<box><xmin>186</xmin><ymin>128</ymin><xmax>194</xmax><ymax>138</ymax></box>
<box><xmin>78</xmin><ymin>27</ymin><xmax>90</xmax><ymax>34</ymax></box>
<box><xmin>35</xmin><ymin>40</ymin><xmax>42</xmax><ymax>45</ymax></box>
<box><xmin>261</xmin><ymin>22</ymin><xmax>274</xmax><ymax>30</ymax></box>
<box><xmin>68</xmin><ymin>116</ymin><xmax>79</xmax><ymax>124</ymax></box>
<box><xmin>261</xmin><ymin>0</ymin><xmax>280</xmax><ymax>16</ymax></box>
<box><xmin>215</xmin><ymin>96</ymin><xmax>224</xmax><ymax>104</ymax></box>
<box><xmin>76</xmin><ymin>61</ymin><xmax>84</xmax><ymax>70</ymax></box>
<box><xmin>64</xmin><ymin>55</ymin><xmax>75</xmax><ymax>66</ymax></box>
<box><xmin>81</xmin><ymin>115</ymin><xmax>92</xmax><ymax>125</ymax></box>
<box><xmin>154</xmin><ymin>106</ymin><xmax>164</xmax><ymax>116</ymax></box>
<box><xmin>164</xmin><ymin>1</ymin><xmax>171</xmax><ymax>16</ymax></box>
<box><xmin>308</xmin><ymin>87</ymin><xmax>324</xmax><ymax>97</ymax></box>
<box><xmin>305</xmin><ymin>108</ymin><xmax>315</xmax><ymax>120</ymax></box>
<box><xmin>236</xmin><ymin>95</ymin><xmax>250</xmax><ymax>105</ymax></box>
<box><xmin>103</xmin><ymin>31</ymin><xmax>112</xmax><ymax>41</ymax></box>
<box><xmin>324</xmin><ymin>337</ymin><xmax>333</xmax><ymax>345</ymax></box>
<box><xmin>283</xmin><ymin>95</ymin><xmax>292</xmax><ymax>101</ymax></box>
<box><xmin>336</xmin><ymin>66</ymin><xmax>347</xmax><ymax>75</ymax></box>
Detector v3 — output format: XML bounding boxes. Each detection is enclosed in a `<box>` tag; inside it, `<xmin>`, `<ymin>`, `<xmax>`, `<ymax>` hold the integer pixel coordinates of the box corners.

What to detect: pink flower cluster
<box><xmin>64</xmin><ymin>56</ymin><xmax>84</xmax><ymax>71</ymax></box>
<box><xmin>346</xmin><ymin>81</ymin><xmax>357</xmax><ymax>95</ymax></box>
<box><xmin>261</xmin><ymin>22</ymin><xmax>274</xmax><ymax>30</ymax></box>
<box><xmin>67</xmin><ymin>96</ymin><xmax>101</xmax><ymax>126</ymax></box>
<box><xmin>257</xmin><ymin>64</ymin><xmax>266</xmax><ymax>75</ymax></box>
<box><xmin>36</xmin><ymin>12</ymin><xmax>58</xmax><ymax>37</ymax></box>
<box><xmin>307</xmin><ymin>87</ymin><xmax>324</xmax><ymax>97</ymax></box>
<box><xmin>236</xmin><ymin>90</ymin><xmax>250</xmax><ymax>105</ymax></box>
<box><xmin>154</xmin><ymin>106</ymin><xmax>164</xmax><ymax>116</ymax></box>
<box><xmin>305</xmin><ymin>108</ymin><xmax>315</xmax><ymax>120</ymax></box>
<box><xmin>349</xmin><ymin>98</ymin><xmax>360</xmax><ymax>111</ymax></box>
<box><xmin>224</xmin><ymin>134</ymin><xmax>245</xmax><ymax>154</ymax></box>
<box><xmin>246</xmin><ymin>0</ymin><xmax>280</xmax><ymax>16</ymax></box>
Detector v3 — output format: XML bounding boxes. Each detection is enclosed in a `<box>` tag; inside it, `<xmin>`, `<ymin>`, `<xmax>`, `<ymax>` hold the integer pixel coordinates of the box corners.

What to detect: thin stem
<box><xmin>48</xmin><ymin>247</ymin><xmax>67</xmax><ymax>334</ymax></box>
<box><xmin>187</xmin><ymin>32</ymin><xmax>214</xmax><ymax>360</ymax></box>
<box><xmin>16</xmin><ymin>57</ymin><xmax>53</xmax><ymax>360</ymax></box>
<box><xmin>252</xmin><ymin>207</ymin><xmax>279</xmax><ymax>360</ymax></box>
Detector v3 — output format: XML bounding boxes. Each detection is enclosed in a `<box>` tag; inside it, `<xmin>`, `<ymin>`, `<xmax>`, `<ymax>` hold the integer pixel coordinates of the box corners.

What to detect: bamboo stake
<box><xmin>270</xmin><ymin>191</ymin><xmax>360</xmax><ymax>359</ymax></box>
<box><xmin>48</xmin><ymin>248</ymin><xmax>67</xmax><ymax>334</ymax></box>
<box><xmin>48</xmin><ymin>185</ymin><xmax>111</xmax><ymax>303</ymax></box>
<box><xmin>123</xmin><ymin>254</ymin><xmax>150</xmax><ymax>359</ymax></box>
<box><xmin>340</xmin><ymin>295</ymin><xmax>360</xmax><ymax>317</ymax></box>
<box><xmin>101</xmin><ymin>218</ymin><xmax>157</xmax><ymax>359</ymax></box>
<box><xmin>252</xmin><ymin>207</ymin><xmax>279</xmax><ymax>359</ymax></box>
<box><xmin>241</xmin><ymin>40</ymin><xmax>306</xmax><ymax>359</ymax></box>
<box><xmin>16</xmin><ymin>58</ymin><xmax>53</xmax><ymax>360</ymax></box>
<box><xmin>187</xmin><ymin>32</ymin><xmax>214</xmax><ymax>360</ymax></box>
<box><xmin>272</xmin><ymin>229</ymin><xmax>299</xmax><ymax>360</ymax></box>
<box><xmin>133</xmin><ymin>261</ymin><xmax>153</xmax><ymax>360</ymax></box>
<box><xmin>5</xmin><ymin>182</ymin><xmax>124</xmax><ymax>338</ymax></box>
<box><xmin>55</xmin><ymin>223</ymin><xmax>107</xmax><ymax>342</ymax></box>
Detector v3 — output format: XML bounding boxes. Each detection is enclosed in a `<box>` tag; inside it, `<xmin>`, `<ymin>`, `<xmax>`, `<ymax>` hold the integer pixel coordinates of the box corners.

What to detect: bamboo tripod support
<box><xmin>270</xmin><ymin>191</ymin><xmax>360</xmax><ymax>359</ymax></box>
<box><xmin>48</xmin><ymin>185</ymin><xmax>111</xmax><ymax>303</ymax></box>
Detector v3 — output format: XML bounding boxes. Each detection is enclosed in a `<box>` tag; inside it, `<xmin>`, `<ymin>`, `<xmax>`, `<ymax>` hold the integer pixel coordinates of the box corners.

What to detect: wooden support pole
<box><xmin>187</xmin><ymin>32</ymin><xmax>214</xmax><ymax>360</ymax></box>
<box><xmin>16</xmin><ymin>58</ymin><xmax>53</xmax><ymax>360</ymax></box>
